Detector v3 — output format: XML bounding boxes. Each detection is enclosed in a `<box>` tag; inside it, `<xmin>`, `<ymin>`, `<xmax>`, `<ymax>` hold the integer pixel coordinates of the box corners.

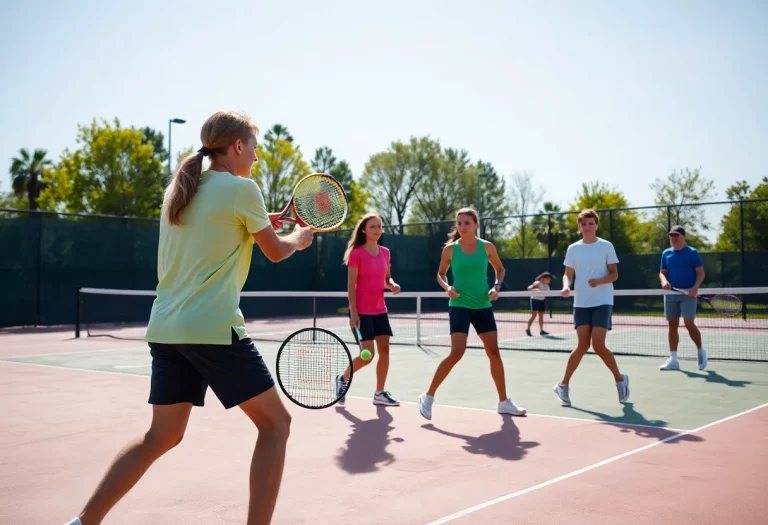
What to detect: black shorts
<box><xmin>449</xmin><ymin>306</ymin><xmax>497</xmax><ymax>335</ymax></box>
<box><xmin>358</xmin><ymin>313</ymin><xmax>394</xmax><ymax>341</ymax></box>
<box><xmin>573</xmin><ymin>305</ymin><xmax>613</xmax><ymax>330</ymax></box>
<box><xmin>147</xmin><ymin>329</ymin><xmax>275</xmax><ymax>410</ymax></box>
<box><xmin>530</xmin><ymin>298</ymin><xmax>546</xmax><ymax>312</ymax></box>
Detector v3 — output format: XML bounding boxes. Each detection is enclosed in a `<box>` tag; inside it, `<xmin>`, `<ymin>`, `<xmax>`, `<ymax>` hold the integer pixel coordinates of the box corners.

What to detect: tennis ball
<box><xmin>360</xmin><ymin>349</ymin><xmax>372</xmax><ymax>361</ymax></box>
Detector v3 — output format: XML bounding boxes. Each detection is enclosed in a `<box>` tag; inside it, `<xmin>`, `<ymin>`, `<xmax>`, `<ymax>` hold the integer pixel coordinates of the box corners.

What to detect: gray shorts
<box><xmin>573</xmin><ymin>305</ymin><xmax>613</xmax><ymax>330</ymax></box>
<box><xmin>664</xmin><ymin>294</ymin><xmax>697</xmax><ymax>320</ymax></box>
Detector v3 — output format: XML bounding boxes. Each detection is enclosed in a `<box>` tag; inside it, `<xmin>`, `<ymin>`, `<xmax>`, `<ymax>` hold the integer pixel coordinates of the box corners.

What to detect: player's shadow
<box><xmin>680</xmin><ymin>370</ymin><xmax>753</xmax><ymax>388</ymax></box>
<box><xmin>569</xmin><ymin>403</ymin><xmax>704</xmax><ymax>445</ymax></box>
<box><xmin>421</xmin><ymin>415</ymin><xmax>539</xmax><ymax>461</ymax></box>
<box><xmin>334</xmin><ymin>405</ymin><xmax>404</xmax><ymax>474</ymax></box>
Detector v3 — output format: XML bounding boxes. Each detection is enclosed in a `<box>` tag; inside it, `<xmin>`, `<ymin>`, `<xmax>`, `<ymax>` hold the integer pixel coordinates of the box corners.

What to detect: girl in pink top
<box><xmin>336</xmin><ymin>212</ymin><xmax>401</xmax><ymax>406</ymax></box>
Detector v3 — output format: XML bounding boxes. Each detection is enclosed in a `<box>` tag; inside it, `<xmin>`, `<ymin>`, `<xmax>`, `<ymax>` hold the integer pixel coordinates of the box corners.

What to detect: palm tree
<box><xmin>530</xmin><ymin>202</ymin><xmax>570</xmax><ymax>256</ymax></box>
<box><xmin>10</xmin><ymin>148</ymin><xmax>52</xmax><ymax>210</ymax></box>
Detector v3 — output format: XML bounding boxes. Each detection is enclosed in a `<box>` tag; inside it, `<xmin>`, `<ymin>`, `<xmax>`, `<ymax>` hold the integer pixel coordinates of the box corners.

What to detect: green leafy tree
<box><xmin>567</xmin><ymin>182</ymin><xmax>643</xmax><ymax>254</ymax></box>
<box><xmin>9</xmin><ymin>148</ymin><xmax>52</xmax><ymax>210</ymax></box>
<box><xmin>39</xmin><ymin>119</ymin><xmax>165</xmax><ymax>217</ymax></box>
<box><xmin>250</xmin><ymin>124</ymin><xmax>311</xmax><ymax>213</ymax></box>
<box><xmin>360</xmin><ymin>136</ymin><xmax>441</xmax><ymax>232</ymax></box>
<box><xmin>310</xmin><ymin>146</ymin><xmax>368</xmax><ymax>228</ymax></box>
<box><xmin>716</xmin><ymin>177</ymin><xmax>768</xmax><ymax>251</ymax></box>
<box><xmin>643</xmin><ymin>167</ymin><xmax>716</xmax><ymax>252</ymax></box>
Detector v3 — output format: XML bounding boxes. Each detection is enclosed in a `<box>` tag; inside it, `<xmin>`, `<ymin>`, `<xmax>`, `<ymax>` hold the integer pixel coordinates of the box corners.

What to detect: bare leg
<box><xmin>342</xmin><ymin>339</ymin><xmax>375</xmax><ymax>382</ymax></box>
<box><xmin>591</xmin><ymin>327</ymin><xmax>623</xmax><ymax>382</ymax></box>
<box><xmin>426</xmin><ymin>333</ymin><xmax>467</xmax><ymax>396</ymax></box>
<box><xmin>526</xmin><ymin>312</ymin><xmax>536</xmax><ymax>330</ymax></box>
<box><xmin>478</xmin><ymin>331</ymin><xmax>507</xmax><ymax>401</ymax></box>
<box><xmin>668</xmin><ymin>318</ymin><xmax>680</xmax><ymax>354</ymax></box>
<box><xmin>683</xmin><ymin>318</ymin><xmax>703</xmax><ymax>349</ymax></box>
<box><xmin>561</xmin><ymin>326</ymin><xmax>592</xmax><ymax>385</ymax></box>
<box><xmin>538</xmin><ymin>311</ymin><xmax>545</xmax><ymax>332</ymax></box>
<box><xmin>374</xmin><ymin>336</ymin><xmax>390</xmax><ymax>392</ymax></box>
<box><xmin>239</xmin><ymin>386</ymin><xmax>292</xmax><ymax>525</ymax></box>
<box><xmin>78</xmin><ymin>404</ymin><xmax>193</xmax><ymax>525</ymax></box>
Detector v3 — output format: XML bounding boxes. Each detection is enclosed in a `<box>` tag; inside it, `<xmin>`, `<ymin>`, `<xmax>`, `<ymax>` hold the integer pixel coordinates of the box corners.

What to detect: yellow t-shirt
<box><xmin>145</xmin><ymin>170</ymin><xmax>271</xmax><ymax>344</ymax></box>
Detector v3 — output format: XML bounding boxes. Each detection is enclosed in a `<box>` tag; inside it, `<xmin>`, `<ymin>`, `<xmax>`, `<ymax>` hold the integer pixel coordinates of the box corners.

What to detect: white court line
<box><xmin>113</xmin><ymin>364</ymin><xmax>151</xmax><ymax>369</ymax></box>
<box><xmin>422</xmin><ymin>401</ymin><xmax>768</xmax><ymax>525</ymax></box>
<box><xmin>0</xmin><ymin>346</ymin><xmax>149</xmax><ymax>360</ymax></box>
<box><xmin>0</xmin><ymin>359</ymin><xmax>686</xmax><ymax>432</ymax></box>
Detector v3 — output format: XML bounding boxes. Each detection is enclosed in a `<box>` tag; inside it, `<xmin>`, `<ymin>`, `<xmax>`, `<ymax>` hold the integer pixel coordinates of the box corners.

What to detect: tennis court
<box><xmin>2</xmin><ymin>288</ymin><xmax>768</xmax><ymax>524</ymax></box>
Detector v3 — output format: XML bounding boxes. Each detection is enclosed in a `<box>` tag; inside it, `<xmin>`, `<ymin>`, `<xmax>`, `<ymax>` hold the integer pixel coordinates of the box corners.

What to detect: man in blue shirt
<box><xmin>658</xmin><ymin>225</ymin><xmax>707</xmax><ymax>371</ymax></box>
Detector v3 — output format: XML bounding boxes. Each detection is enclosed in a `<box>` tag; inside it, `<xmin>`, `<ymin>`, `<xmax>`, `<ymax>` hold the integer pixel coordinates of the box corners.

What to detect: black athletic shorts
<box><xmin>147</xmin><ymin>329</ymin><xmax>275</xmax><ymax>409</ymax></box>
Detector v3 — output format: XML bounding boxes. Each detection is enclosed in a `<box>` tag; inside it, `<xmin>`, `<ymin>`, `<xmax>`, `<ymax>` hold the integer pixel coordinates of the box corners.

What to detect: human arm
<box><xmin>561</xmin><ymin>266</ymin><xmax>574</xmax><ymax>297</ymax></box>
<box><xmin>485</xmin><ymin>242</ymin><xmax>504</xmax><ymax>301</ymax></box>
<box><xmin>385</xmin><ymin>263</ymin><xmax>400</xmax><ymax>294</ymax></box>
<box><xmin>527</xmin><ymin>281</ymin><xmax>540</xmax><ymax>291</ymax></box>
<box><xmin>348</xmin><ymin>265</ymin><xmax>359</xmax><ymax>328</ymax></box>
<box><xmin>587</xmin><ymin>242</ymin><xmax>619</xmax><ymax>287</ymax></box>
<box><xmin>690</xmin><ymin>260</ymin><xmax>705</xmax><ymax>297</ymax></box>
<box><xmin>237</xmin><ymin>180</ymin><xmax>312</xmax><ymax>263</ymax></box>
<box><xmin>437</xmin><ymin>245</ymin><xmax>459</xmax><ymax>298</ymax></box>
<box><xmin>659</xmin><ymin>269</ymin><xmax>671</xmax><ymax>289</ymax></box>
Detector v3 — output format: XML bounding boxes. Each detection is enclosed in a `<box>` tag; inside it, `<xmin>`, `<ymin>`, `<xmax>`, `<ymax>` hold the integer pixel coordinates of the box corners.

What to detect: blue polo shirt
<box><xmin>660</xmin><ymin>245</ymin><xmax>703</xmax><ymax>289</ymax></box>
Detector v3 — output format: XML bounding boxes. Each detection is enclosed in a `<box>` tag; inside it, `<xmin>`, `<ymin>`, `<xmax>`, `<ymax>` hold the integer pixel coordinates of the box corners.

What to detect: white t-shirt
<box><xmin>563</xmin><ymin>238</ymin><xmax>619</xmax><ymax>308</ymax></box>
<box><xmin>530</xmin><ymin>281</ymin><xmax>550</xmax><ymax>299</ymax></box>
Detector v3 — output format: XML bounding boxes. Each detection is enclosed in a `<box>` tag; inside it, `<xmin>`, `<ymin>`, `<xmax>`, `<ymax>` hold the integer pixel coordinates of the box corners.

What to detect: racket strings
<box><xmin>710</xmin><ymin>295</ymin><xmax>742</xmax><ymax>316</ymax></box>
<box><xmin>277</xmin><ymin>330</ymin><xmax>350</xmax><ymax>408</ymax></box>
<box><xmin>292</xmin><ymin>176</ymin><xmax>347</xmax><ymax>230</ymax></box>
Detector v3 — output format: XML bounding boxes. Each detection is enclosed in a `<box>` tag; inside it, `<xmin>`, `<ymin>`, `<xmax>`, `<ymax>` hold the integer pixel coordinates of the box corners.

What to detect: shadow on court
<box><xmin>334</xmin><ymin>405</ymin><xmax>404</xmax><ymax>474</ymax></box>
<box><xmin>680</xmin><ymin>370</ymin><xmax>754</xmax><ymax>387</ymax></box>
<box><xmin>420</xmin><ymin>415</ymin><xmax>540</xmax><ymax>461</ymax></box>
<box><xmin>569</xmin><ymin>403</ymin><xmax>704</xmax><ymax>444</ymax></box>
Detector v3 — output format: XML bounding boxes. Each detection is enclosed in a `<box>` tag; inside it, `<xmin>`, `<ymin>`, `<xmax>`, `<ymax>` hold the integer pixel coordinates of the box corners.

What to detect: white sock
<box><xmin>63</xmin><ymin>519</ymin><xmax>82</xmax><ymax>525</ymax></box>
<box><xmin>669</xmin><ymin>351</ymin><xmax>678</xmax><ymax>360</ymax></box>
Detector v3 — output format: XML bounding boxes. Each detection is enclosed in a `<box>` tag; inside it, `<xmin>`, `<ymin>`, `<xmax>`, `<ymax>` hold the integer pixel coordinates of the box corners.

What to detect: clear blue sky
<box><xmin>1</xmin><ymin>0</ymin><xmax>766</xmax><ymax>233</ymax></box>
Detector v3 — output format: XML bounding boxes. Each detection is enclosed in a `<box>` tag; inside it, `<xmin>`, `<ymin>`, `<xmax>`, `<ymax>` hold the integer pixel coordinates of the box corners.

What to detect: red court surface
<box><xmin>2</xmin><ymin>359</ymin><xmax>766</xmax><ymax>525</ymax></box>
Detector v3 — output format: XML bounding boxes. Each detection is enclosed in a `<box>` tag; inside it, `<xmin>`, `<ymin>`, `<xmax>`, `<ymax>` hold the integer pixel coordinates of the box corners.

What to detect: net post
<box><xmin>416</xmin><ymin>295</ymin><xmax>422</xmax><ymax>346</ymax></box>
<box><xmin>75</xmin><ymin>288</ymin><xmax>81</xmax><ymax>338</ymax></box>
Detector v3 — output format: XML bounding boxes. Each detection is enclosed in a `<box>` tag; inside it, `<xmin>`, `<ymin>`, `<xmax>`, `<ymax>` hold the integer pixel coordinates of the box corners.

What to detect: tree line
<box><xmin>3</xmin><ymin>117</ymin><xmax>766</xmax><ymax>255</ymax></box>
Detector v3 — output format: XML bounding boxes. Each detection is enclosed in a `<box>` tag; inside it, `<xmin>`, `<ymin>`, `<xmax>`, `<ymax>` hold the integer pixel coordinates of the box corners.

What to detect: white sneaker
<box><xmin>616</xmin><ymin>374</ymin><xmax>630</xmax><ymax>403</ymax></box>
<box><xmin>660</xmin><ymin>357</ymin><xmax>680</xmax><ymax>371</ymax></box>
<box><xmin>418</xmin><ymin>393</ymin><xmax>434</xmax><ymax>420</ymax></box>
<box><xmin>63</xmin><ymin>519</ymin><xmax>82</xmax><ymax>525</ymax></box>
<box><xmin>373</xmin><ymin>391</ymin><xmax>399</xmax><ymax>406</ymax></box>
<box><xmin>553</xmin><ymin>384</ymin><xmax>571</xmax><ymax>406</ymax></box>
<box><xmin>698</xmin><ymin>348</ymin><xmax>708</xmax><ymax>371</ymax></box>
<box><xmin>498</xmin><ymin>398</ymin><xmax>527</xmax><ymax>416</ymax></box>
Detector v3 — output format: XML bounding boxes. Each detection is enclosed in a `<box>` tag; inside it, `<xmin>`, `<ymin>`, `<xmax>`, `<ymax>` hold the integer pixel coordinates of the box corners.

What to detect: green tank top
<box><xmin>449</xmin><ymin>240</ymin><xmax>492</xmax><ymax>309</ymax></box>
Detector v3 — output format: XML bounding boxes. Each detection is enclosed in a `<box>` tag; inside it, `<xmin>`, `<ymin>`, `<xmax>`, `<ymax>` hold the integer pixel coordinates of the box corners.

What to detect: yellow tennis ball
<box><xmin>360</xmin><ymin>349</ymin><xmax>372</xmax><ymax>361</ymax></box>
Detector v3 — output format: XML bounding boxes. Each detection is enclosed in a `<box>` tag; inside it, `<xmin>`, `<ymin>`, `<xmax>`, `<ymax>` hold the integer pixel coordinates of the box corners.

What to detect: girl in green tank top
<box><xmin>416</xmin><ymin>207</ymin><xmax>527</xmax><ymax>421</ymax></box>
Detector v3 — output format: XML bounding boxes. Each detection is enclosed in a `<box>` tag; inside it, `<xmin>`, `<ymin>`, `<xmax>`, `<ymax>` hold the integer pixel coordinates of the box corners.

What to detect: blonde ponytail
<box><xmin>166</xmin><ymin>151</ymin><xmax>205</xmax><ymax>226</ymax></box>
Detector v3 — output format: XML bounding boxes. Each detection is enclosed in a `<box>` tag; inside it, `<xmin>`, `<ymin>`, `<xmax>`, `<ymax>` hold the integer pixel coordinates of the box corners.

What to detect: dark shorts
<box><xmin>449</xmin><ymin>306</ymin><xmax>497</xmax><ymax>335</ymax></box>
<box><xmin>530</xmin><ymin>298</ymin><xmax>546</xmax><ymax>312</ymax></box>
<box><xmin>573</xmin><ymin>305</ymin><xmax>613</xmax><ymax>330</ymax></box>
<box><xmin>147</xmin><ymin>329</ymin><xmax>275</xmax><ymax>410</ymax></box>
<box><xmin>358</xmin><ymin>313</ymin><xmax>394</xmax><ymax>341</ymax></box>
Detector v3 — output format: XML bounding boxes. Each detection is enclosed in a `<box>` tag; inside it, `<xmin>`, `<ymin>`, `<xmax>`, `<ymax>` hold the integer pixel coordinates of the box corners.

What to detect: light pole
<box><xmin>477</xmin><ymin>171</ymin><xmax>489</xmax><ymax>237</ymax></box>
<box><xmin>168</xmin><ymin>117</ymin><xmax>186</xmax><ymax>180</ymax></box>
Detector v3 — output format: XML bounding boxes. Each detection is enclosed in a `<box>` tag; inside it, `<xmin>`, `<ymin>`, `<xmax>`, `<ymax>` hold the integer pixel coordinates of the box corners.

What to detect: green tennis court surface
<box><xmin>5</xmin><ymin>340</ymin><xmax>768</xmax><ymax>431</ymax></box>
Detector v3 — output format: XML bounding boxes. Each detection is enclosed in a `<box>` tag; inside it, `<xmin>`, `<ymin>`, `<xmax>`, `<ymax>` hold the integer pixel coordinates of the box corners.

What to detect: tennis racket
<box><xmin>671</xmin><ymin>287</ymin><xmax>743</xmax><ymax>317</ymax></box>
<box><xmin>275</xmin><ymin>327</ymin><xmax>353</xmax><ymax>409</ymax></box>
<box><xmin>273</xmin><ymin>173</ymin><xmax>348</xmax><ymax>232</ymax></box>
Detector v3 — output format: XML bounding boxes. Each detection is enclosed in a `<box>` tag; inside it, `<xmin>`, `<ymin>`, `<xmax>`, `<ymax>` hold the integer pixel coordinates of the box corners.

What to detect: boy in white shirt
<box><xmin>553</xmin><ymin>209</ymin><xmax>630</xmax><ymax>406</ymax></box>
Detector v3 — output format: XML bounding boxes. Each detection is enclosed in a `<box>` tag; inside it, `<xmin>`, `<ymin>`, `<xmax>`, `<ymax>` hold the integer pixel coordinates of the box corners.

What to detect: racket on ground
<box><xmin>275</xmin><ymin>327</ymin><xmax>353</xmax><ymax>409</ymax></box>
<box><xmin>671</xmin><ymin>287</ymin><xmax>742</xmax><ymax>317</ymax></box>
<box><xmin>273</xmin><ymin>173</ymin><xmax>348</xmax><ymax>232</ymax></box>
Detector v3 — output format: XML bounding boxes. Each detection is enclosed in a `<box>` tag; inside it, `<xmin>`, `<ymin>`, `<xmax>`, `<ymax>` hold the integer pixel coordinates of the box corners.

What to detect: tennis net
<box><xmin>76</xmin><ymin>287</ymin><xmax>768</xmax><ymax>362</ymax></box>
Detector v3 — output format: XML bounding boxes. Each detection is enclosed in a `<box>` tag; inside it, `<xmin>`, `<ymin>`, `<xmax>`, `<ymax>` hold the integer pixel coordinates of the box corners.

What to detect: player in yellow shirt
<box><xmin>63</xmin><ymin>111</ymin><xmax>313</xmax><ymax>525</ymax></box>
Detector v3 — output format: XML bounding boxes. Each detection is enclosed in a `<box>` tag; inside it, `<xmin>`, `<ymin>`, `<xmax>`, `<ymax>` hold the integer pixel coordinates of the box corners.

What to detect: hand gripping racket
<box><xmin>273</xmin><ymin>173</ymin><xmax>348</xmax><ymax>232</ymax></box>
<box><xmin>671</xmin><ymin>287</ymin><xmax>742</xmax><ymax>317</ymax></box>
<box><xmin>275</xmin><ymin>327</ymin><xmax>353</xmax><ymax>409</ymax></box>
